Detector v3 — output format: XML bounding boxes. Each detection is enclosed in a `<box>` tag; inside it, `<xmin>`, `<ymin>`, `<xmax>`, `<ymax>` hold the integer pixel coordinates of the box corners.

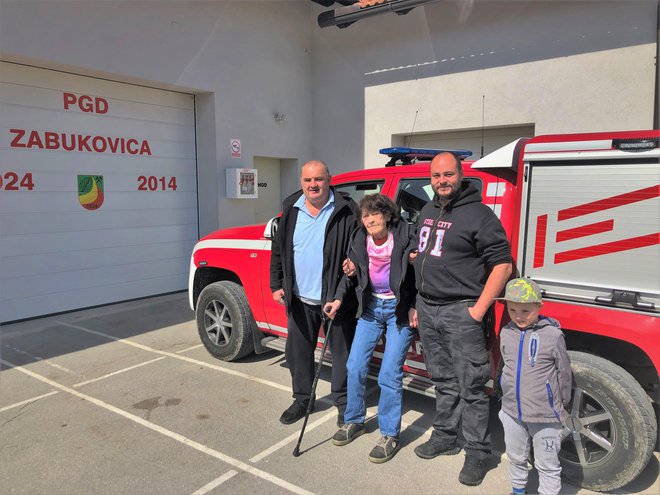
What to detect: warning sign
<box><xmin>230</xmin><ymin>138</ymin><xmax>241</xmax><ymax>158</ymax></box>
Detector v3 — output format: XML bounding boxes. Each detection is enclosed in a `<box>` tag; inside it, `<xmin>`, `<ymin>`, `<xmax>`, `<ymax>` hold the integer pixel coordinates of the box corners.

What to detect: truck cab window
<box><xmin>396</xmin><ymin>178</ymin><xmax>482</xmax><ymax>224</ymax></box>
<box><xmin>333</xmin><ymin>180</ymin><xmax>384</xmax><ymax>204</ymax></box>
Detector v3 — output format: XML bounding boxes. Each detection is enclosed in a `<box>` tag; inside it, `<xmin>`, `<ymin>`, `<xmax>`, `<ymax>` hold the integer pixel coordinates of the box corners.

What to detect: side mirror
<box><xmin>264</xmin><ymin>217</ymin><xmax>279</xmax><ymax>239</ymax></box>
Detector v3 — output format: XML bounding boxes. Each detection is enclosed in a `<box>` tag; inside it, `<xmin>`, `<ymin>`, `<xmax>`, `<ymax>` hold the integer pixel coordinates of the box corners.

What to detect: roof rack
<box><xmin>379</xmin><ymin>147</ymin><xmax>473</xmax><ymax>166</ymax></box>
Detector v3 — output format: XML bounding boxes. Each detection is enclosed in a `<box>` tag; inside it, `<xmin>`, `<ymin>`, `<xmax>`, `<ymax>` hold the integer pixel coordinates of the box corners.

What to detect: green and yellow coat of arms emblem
<box><xmin>77</xmin><ymin>175</ymin><xmax>104</xmax><ymax>210</ymax></box>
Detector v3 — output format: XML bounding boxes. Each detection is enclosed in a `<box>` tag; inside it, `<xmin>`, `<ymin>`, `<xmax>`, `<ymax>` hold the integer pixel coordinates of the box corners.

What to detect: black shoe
<box><xmin>458</xmin><ymin>455</ymin><xmax>487</xmax><ymax>486</ymax></box>
<box><xmin>279</xmin><ymin>400</ymin><xmax>311</xmax><ymax>425</ymax></box>
<box><xmin>414</xmin><ymin>440</ymin><xmax>460</xmax><ymax>459</ymax></box>
<box><xmin>368</xmin><ymin>435</ymin><xmax>400</xmax><ymax>463</ymax></box>
<box><xmin>332</xmin><ymin>423</ymin><xmax>366</xmax><ymax>446</ymax></box>
<box><xmin>337</xmin><ymin>410</ymin><xmax>345</xmax><ymax>427</ymax></box>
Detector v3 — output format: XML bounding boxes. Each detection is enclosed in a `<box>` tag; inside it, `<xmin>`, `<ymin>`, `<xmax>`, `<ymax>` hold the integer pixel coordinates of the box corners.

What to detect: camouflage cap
<box><xmin>499</xmin><ymin>278</ymin><xmax>543</xmax><ymax>303</ymax></box>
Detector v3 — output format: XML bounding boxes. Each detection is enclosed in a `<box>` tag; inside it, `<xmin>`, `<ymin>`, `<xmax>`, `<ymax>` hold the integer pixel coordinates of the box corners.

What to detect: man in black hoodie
<box><xmin>270</xmin><ymin>160</ymin><xmax>358</xmax><ymax>427</ymax></box>
<box><xmin>412</xmin><ymin>152</ymin><xmax>512</xmax><ymax>486</ymax></box>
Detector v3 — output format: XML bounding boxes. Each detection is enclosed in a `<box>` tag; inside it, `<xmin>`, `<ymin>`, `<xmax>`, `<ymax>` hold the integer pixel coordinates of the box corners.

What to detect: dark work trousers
<box><xmin>285</xmin><ymin>296</ymin><xmax>355</xmax><ymax>413</ymax></box>
<box><xmin>417</xmin><ymin>298</ymin><xmax>492</xmax><ymax>459</ymax></box>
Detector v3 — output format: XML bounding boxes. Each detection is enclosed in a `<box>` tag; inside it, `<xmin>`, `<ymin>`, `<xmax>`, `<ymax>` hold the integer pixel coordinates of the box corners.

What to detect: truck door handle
<box><xmin>595</xmin><ymin>290</ymin><xmax>655</xmax><ymax>310</ymax></box>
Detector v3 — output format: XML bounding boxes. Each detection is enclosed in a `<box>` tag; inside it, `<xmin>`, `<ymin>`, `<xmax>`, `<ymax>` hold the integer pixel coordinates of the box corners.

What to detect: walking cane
<box><xmin>292</xmin><ymin>310</ymin><xmax>334</xmax><ymax>457</ymax></box>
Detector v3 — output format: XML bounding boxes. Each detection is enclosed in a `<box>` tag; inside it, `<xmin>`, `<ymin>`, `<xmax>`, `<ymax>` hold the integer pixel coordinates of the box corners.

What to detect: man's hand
<box><xmin>324</xmin><ymin>299</ymin><xmax>342</xmax><ymax>320</ymax></box>
<box><xmin>408</xmin><ymin>308</ymin><xmax>418</xmax><ymax>328</ymax></box>
<box><xmin>272</xmin><ymin>289</ymin><xmax>285</xmax><ymax>306</ymax></box>
<box><xmin>408</xmin><ymin>250</ymin><xmax>418</xmax><ymax>263</ymax></box>
<box><xmin>342</xmin><ymin>258</ymin><xmax>356</xmax><ymax>277</ymax></box>
<box><xmin>471</xmin><ymin>262</ymin><xmax>512</xmax><ymax>321</ymax></box>
<box><xmin>468</xmin><ymin>305</ymin><xmax>484</xmax><ymax>322</ymax></box>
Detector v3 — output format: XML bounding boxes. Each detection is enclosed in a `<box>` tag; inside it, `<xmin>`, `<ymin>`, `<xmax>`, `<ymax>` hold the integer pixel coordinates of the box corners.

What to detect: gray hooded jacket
<box><xmin>499</xmin><ymin>316</ymin><xmax>572</xmax><ymax>423</ymax></box>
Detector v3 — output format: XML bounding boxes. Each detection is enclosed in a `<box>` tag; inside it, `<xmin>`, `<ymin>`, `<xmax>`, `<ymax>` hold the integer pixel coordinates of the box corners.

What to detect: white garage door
<box><xmin>0</xmin><ymin>62</ymin><xmax>197</xmax><ymax>322</ymax></box>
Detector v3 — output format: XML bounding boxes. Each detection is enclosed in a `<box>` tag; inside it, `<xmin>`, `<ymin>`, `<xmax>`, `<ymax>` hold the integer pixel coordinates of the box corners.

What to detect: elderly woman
<box><xmin>325</xmin><ymin>193</ymin><xmax>417</xmax><ymax>463</ymax></box>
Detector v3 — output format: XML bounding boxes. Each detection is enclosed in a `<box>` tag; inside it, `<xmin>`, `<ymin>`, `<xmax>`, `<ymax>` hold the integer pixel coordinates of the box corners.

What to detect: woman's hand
<box><xmin>342</xmin><ymin>258</ymin><xmax>356</xmax><ymax>277</ymax></box>
<box><xmin>324</xmin><ymin>299</ymin><xmax>342</xmax><ymax>320</ymax></box>
<box><xmin>408</xmin><ymin>250</ymin><xmax>418</xmax><ymax>263</ymax></box>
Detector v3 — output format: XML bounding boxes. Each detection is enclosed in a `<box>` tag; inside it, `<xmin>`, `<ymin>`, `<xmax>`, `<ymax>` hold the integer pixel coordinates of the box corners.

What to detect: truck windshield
<box><xmin>396</xmin><ymin>177</ymin><xmax>482</xmax><ymax>224</ymax></box>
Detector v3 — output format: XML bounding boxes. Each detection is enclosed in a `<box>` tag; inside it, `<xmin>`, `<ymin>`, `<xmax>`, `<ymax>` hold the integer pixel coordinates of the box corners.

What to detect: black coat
<box><xmin>269</xmin><ymin>187</ymin><xmax>359</xmax><ymax>313</ymax></box>
<box><xmin>335</xmin><ymin>219</ymin><xmax>417</xmax><ymax>326</ymax></box>
<box><xmin>413</xmin><ymin>181</ymin><xmax>511</xmax><ymax>303</ymax></box>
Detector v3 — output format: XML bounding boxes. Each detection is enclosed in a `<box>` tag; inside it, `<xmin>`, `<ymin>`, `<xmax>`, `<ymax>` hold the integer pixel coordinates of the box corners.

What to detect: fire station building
<box><xmin>1</xmin><ymin>0</ymin><xmax>657</xmax><ymax>321</ymax></box>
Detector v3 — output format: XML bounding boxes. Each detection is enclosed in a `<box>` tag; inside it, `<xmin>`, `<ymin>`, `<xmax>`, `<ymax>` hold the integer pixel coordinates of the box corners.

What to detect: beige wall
<box><xmin>364</xmin><ymin>45</ymin><xmax>656</xmax><ymax>167</ymax></box>
<box><xmin>312</xmin><ymin>0</ymin><xmax>658</xmax><ymax>172</ymax></box>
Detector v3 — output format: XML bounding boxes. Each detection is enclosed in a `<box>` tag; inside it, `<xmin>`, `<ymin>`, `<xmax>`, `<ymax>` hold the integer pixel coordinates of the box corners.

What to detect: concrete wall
<box><xmin>1</xmin><ymin>0</ymin><xmax>314</xmax><ymax>235</ymax></box>
<box><xmin>2</xmin><ymin>0</ymin><xmax>658</xmax><ymax>230</ymax></box>
<box><xmin>311</xmin><ymin>0</ymin><xmax>658</xmax><ymax>169</ymax></box>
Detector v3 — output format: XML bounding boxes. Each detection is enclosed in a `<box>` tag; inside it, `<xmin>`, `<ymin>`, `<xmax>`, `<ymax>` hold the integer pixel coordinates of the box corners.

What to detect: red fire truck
<box><xmin>188</xmin><ymin>130</ymin><xmax>659</xmax><ymax>491</ymax></box>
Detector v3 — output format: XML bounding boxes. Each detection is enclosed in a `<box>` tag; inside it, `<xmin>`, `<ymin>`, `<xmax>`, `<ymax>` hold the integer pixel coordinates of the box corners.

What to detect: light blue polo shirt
<box><xmin>292</xmin><ymin>191</ymin><xmax>335</xmax><ymax>304</ymax></box>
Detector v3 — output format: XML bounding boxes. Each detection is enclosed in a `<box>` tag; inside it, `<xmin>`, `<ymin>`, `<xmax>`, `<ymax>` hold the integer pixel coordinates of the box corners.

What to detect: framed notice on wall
<box><xmin>226</xmin><ymin>168</ymin><xmax>258</xmax><ymax>199</ymax></box>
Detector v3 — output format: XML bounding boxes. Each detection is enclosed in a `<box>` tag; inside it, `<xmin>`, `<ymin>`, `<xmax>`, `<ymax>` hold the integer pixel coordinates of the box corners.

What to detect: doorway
<box><xmin>253</xmin><ymin>156</ymin><xmax>282</xmax><ymax>223</ymax></box>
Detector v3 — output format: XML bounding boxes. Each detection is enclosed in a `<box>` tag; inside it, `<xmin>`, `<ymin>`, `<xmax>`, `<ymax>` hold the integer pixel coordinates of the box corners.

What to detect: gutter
<box><xmin>318</xmin><ymin>0</ymin><xmax>442</xmax><ymax>28</ymax></box>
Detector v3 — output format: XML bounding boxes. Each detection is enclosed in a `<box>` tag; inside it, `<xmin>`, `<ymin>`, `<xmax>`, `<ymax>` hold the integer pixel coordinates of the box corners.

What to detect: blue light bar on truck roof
<box><xmin>380</xmin><ymin>147</ymin><xmax>473</xmax><ymax>166</ymax></box>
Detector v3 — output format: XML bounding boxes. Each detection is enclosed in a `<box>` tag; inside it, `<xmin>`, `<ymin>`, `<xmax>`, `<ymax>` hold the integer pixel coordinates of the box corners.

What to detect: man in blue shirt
<box><xmin>270</xmin><ymin>160</ymin><xmax>359</xmax><ymax>426</ymax></box>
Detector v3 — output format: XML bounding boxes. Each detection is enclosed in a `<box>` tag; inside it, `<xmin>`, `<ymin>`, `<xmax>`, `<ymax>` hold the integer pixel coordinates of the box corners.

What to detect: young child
<box><xmin>497</xmin><ymin>278</ymin><xmax>572</xmax><ymax>495</ymax></box>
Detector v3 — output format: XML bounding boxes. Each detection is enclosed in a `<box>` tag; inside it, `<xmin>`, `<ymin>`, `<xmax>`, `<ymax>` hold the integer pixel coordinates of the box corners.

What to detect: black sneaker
<box><xmin>368</xmin><ymin>435</ymin><xmax>400</xmax><ymax>463</ymax></box>
<box><xmin>458</xmin><ymin>454</ymin><xmax>487</xmax><ymax>486</ymax></box>
<box><xmin>332</xmin><ymin>423</ymin><xmax>365</xmax><ymax>446</ymax></box>
<box><xmin>413</xmin><ymin>440</ymin><xmax>460</xmax><ymax>459</ymax></box>
<box><xmin>279</xmin><ymin>400</ymin><xmax>311</xmax><ymax>425</ymax></box>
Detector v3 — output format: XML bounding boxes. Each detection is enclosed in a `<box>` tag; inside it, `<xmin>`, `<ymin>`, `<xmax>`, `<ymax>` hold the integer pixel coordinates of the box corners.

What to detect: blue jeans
<box><xmin>344</xmin><ymin>296</ymin><xmax>414</xmax><ymax>437</ymax></box>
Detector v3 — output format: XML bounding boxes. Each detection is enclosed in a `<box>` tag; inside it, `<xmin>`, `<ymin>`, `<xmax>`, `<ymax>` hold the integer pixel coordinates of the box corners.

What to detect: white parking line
<box><xmin>1</xmin><ymin>358</ymin><xmax>314</xmax><ymax>495</ymax></box>
<box><xmin>191</xmin><ymin>470</ymin><xmax>239</xmax><ymax>495</ymax></box>
<box><xmin>176</xmin><ymin>344</ymin><xmax>204</xmax><ymax>354</ymax></box>
<box><xmin>73</xmin><ymin>357</ymin><xmax>167</xmax><ymax>388</ymax></box>
<box><xmin>56</xmin><ymin>321</ymin><xmax>291</xmax><ymax>393</ymax></box>
<box><xmin>3</xmin><ymin>344</ymin><xmax>81</xmax><ymax>376</ymax></box>
<box><xmin>250</xmin><ymin>386</ymin><xmax>380</xmax><ymax>464</ymax></box>
<box><xmin>0</xmin><ymin>391</ymin><xmax>59</xmax><ymax>413</ymax></box>
<box><xmin>50</xmin><ymin>322</ymin><xmax>459</xmax><ymax>465</ymax></box>
<box><xmin>250</xmin><ymin>410</ymin><xmax>337</xmax><ymax>463</ymax></box>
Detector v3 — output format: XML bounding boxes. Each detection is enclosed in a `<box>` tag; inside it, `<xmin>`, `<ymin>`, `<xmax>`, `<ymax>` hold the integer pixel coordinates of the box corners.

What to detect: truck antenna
<box><xmin>407</xmin><ymin>109</ymin><xmax>419</xmax><ymax>147</ymax></box>
<box><xmin>480</xmin><ymin>94</ymin><xmax>485</xmax><ymax>158</ymax></box>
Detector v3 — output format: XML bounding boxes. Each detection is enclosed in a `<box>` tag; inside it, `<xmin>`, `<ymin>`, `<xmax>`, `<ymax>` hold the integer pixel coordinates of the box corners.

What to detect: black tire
<box><xmin>195</xmin><ymin>281</ymin><xmax>255</xmax><ymax>361</ymax></box>
<box><xmin>560</xmin><ymin>351</ymin><xmax>657</xmax><ymax>492</ymax></box>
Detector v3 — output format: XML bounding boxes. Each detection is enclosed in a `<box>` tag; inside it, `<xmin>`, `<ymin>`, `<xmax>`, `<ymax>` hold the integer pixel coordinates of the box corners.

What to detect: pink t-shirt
<box><xmin>367</xmin><ymin>231</ymin><xmax>395</xmax><ymax>298</ymax></box>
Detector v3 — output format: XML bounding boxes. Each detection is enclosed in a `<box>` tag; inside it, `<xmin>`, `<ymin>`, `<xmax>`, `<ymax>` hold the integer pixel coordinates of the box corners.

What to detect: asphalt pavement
<box><xmin>1</xmin><ymin>292</ymin><xmax>658</xmax><ymax>494</ymax></box>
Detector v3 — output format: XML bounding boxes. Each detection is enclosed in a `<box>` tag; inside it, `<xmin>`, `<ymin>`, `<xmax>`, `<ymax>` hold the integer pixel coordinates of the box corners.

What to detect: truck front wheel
<box><xmin>195</xmin><ymin>281</ymin><xmax>255</xmax><ymax>361</ymax></box>
<box><xmin>560</xmin><ymin>351</ymin><xmax>657</xmax><ymax>491</ymax></box>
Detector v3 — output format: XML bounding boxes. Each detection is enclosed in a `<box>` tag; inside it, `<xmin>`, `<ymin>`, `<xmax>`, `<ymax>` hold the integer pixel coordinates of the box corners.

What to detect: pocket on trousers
<box><xmin>466</xmin><ymin>356</ymin><xmax>491</xmax><ymax>388</ymax></box>
<box><xmin>465</xmin><ymin>301</ymin><xmax>482</xmax><ymax>324</ymax></box>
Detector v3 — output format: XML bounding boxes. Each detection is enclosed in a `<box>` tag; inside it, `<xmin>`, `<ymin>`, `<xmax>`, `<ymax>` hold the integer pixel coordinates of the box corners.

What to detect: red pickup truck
<box><xmin>189</xmin><ymin>130</ymin><xmax>659</xmax><ymax>491</ymax></box>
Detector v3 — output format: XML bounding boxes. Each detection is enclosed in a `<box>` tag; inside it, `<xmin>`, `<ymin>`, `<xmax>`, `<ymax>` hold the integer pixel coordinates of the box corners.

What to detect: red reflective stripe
<box><xmin>555</xmin><ymin>219</ymin><xmax>614</xmax><ymax>243</ymax></box>
<box><xmin>558</xmin><ymin>185</ymin><xmax>660</xmax><ymax>221</ymax></box>
<box><xmin>533</xmin><ymin>214</ymin><xmax>548</xmax><ymax>268</ymax></box>
<box><xmin>554</xmin><ymin>232</ymin><xmax>660</xmax><ymax>264</ymax></box>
